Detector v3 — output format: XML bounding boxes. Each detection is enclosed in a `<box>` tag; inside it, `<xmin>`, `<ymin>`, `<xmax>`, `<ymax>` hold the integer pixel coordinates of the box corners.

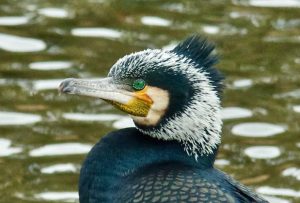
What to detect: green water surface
<box><xmin>0</xmin><ymin>0</ymin><xmax>299</xmax><ymax>202</ymax></box>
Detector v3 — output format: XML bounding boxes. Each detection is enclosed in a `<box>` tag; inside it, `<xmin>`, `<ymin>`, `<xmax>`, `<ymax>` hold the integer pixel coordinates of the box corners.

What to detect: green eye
<box><xmin>132</xmin><ymin>79</ymin><xmax>146</xmax><ymax>90</ymax></box>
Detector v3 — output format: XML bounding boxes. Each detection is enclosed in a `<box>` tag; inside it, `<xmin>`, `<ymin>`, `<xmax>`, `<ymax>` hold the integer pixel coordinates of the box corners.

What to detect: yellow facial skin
<box><xmin>107</xmin><ymin>86</ymin><xmax>153</xmax><ymax>117</ymax></box>
<box><xmin>131</xmin><ymin>86</ymin><xmax>169</xmax><ymax>126</ymax></box>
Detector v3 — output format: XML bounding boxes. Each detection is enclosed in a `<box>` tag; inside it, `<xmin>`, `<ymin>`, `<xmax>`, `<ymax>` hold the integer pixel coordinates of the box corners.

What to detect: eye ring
<box><xmin>132</xmin><ymin>79</ymin><xmax>146</xmax><ymax>90</ymax></box>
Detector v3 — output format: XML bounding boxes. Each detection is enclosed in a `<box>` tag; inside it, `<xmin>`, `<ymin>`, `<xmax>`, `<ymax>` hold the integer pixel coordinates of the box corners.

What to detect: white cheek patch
<box><xmin>132</xmin><ymin>86</ymin><xmax>169</xmax><ymax>126</ymax></box>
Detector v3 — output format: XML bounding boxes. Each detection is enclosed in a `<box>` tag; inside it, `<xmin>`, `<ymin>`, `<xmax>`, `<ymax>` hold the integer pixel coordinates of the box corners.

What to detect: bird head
<box><xmin>59</xmin><ymin>35</ymin><xmax>224</xmax><ymax>159</ymax></box>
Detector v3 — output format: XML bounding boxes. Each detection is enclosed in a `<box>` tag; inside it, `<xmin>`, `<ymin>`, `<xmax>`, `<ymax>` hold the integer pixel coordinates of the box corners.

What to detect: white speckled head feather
<box><xmin>108</xmin><ymin>38</ymin><xmax>223</xmax><ymax>159</ymax></box>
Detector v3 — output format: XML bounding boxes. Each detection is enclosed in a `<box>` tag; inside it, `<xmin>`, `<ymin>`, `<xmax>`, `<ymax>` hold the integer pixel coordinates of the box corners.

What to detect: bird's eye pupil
<box><xmin>133</xmin><ymin>79</ymin><xmax>145</xmax><ymax>90</ymax></box>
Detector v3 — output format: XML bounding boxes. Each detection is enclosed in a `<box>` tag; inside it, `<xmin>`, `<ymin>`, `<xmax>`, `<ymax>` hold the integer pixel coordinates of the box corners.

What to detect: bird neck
<box><xmin>130</xmin><ymin>62</ymin><xmax>223</xmax><ymax>159</ymax></box>
<box><xmin>136</xmin><ymin>88</ymin><xmax>222</xmax><ymax>159</ymax></box>
<box><xmin>79</xmin><ymin>128</ymin><xmax>218</xmax><ymax>202</ymax></box>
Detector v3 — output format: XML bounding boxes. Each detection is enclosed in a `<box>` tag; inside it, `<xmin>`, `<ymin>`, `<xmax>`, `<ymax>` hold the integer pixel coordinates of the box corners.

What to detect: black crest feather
<box><xmin>171</xmin><ymin>35</ymin><xmax>224</xmax><ymax>97</ymax></box>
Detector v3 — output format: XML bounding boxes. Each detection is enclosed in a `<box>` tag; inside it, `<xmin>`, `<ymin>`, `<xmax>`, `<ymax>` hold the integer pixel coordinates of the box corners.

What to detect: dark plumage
<box><xmin>79</xmin><ymin>129</ymin><xmax>266</xmax><ymax>203</ymax></box>
<box><xmin>172</xmin><ymin>36</ymin><xmax>223</xmax><ymax>97</ymax></box>
<box><xmin>60</xmin><ymin>35</ymin><xmax>268</xmax><ymax>203</ymax></box>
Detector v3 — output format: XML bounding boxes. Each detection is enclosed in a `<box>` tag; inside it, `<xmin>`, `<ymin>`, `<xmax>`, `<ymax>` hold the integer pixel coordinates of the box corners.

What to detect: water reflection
<box><xmin>0</xmin><ymin>138</ymin><xmax>22</xmax><ymax>157</ymax></box>
<box><xmin>0</xmin><ymin>138</ymin><xmax>11</xmax><ymax>148</ymax></box>
<box><xmin>141</xmin><ymin>16</ymin><xmax>171</xmax><ymax>27</ymax></box>
<box><xmin>272</xmin><ymin>19</ymin><xmax>300</xmax><ymax>30</ymax></box>
<box><xmin>231</xmin><ymin>122</ymin><xmax>286</xmax><ymax>137</ymax></box>
<box><xmin>247</xmin><ymin>0</ymin><xmax>300</xmax><ymax>8</ymax></box>
<box><xmin>38</xmin><ymin>8</ymin><xmax>70</xmax><ymax>18</ymax></box>
<box><xmin>231</xmin><ymin>79</ymin><xmax>253</xmax><ymax>89</ymax></box>
<box><xmin>34</xmin><ymin>192</ymin><xmax>78</xmax><ymax>202</ymax></box>
<box><xmin>112</xmin><ymin>117</ymin><xmax>135</xmax><ymax>129</ymax></box>
<box><xmin>0</xmin><ymin>111</ymin><xmax>42</xmax><ymax>125</ymax></box>
<box><xmin>71</xmin><ymin>28</ymin><xmax>122</xmax><ymax>39</ymax></box>
<box><xmin>214</xmin><ymin>159</ymin><xmax>230</xmax><ymax>166</ymax></box>
<box><xmin>221</xmin><ymin>107</ymin><xmax>253</xmax><ymax>120</ymax></box>
<box><xmin>292</xmin><ymin>105</ymin><xmax>300</xmax><ymax>113</ymax></box>
<box><xmin>29</xmin><ymin>61</ymin><xmax>73</xmax><ymax>71</ymax></box>
<box><xmin>32</xmin><ymin>79</ymin><xmax>63</xmax><ymax>91</ymax></box>
<box><xmin>257</xmin><ymin>186</ymin><xmax>300</xmax><ymax>198</ymax></box>
<box><xmin>244</xmin><ymin>146</ymin><xmax>281</xmax><ymax>159</ymax></box>
<box><xmin>0</xmin><ymin>16</ymin><xmax>30</xmax><ymax>26</ymax></box>
<box><xmin>0</xmin><ymin>33</ymin><xmax>46</xmax><ymax>52</ymax></box>
<box><xmin>202</xmin><ymin>25</ymin><xmax>220</xmax><ymax>35</ymax></box>
<box><xmin>261</xmin><ymin>195</ymin><xmax>290</xmax><ymax>203</ymax></box>
<box><xmin>263</xmin><ymin>35</ymin><xmax>300</xmax><ymax>43</ymax></box>
<box><xmin>282</xmin><ymin>167</ymin><xmax>300</xmax><ymax>181</ymax></box>
<box><xmin>29</xmin><ymin>143</ymin><xmax>92</xmax><ymax>157</ymax></box>
<box><xmin>274</xmin><ymin>89</ymin><xmax>300</xmax><ymax>99</ymax></box>
<box><xmin>41</xmin><ymin>163</ymin><xmax>78</xmax><ymax>174</ymax></box>
<box><xmin>63</xmin><ymin>113</ymin><xmax>123</xmax><ymax>122</ymax></box>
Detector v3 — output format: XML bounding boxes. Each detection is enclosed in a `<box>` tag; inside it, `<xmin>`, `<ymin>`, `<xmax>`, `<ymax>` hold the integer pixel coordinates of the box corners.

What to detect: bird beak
<box><xmin>59</xmin><ymin>77</ymin><xmax>153</xmax><ymax>117</ymax></box>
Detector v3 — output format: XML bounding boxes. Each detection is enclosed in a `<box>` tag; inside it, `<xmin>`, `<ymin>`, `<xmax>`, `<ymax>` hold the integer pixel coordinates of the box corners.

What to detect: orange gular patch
<box><xmin>132</xmin><ymin>86</ymin><xmax>169</xmax><ymax>126</ymax></box>
<box><xmin>134</xmin><ymin>86</ymin><xmax>153</xmax><ymax>105</ymax></box>
<box><xmin>106</xmin><ymin>86</ymin><xmax>153</xmax><ymax>117</ymax></box>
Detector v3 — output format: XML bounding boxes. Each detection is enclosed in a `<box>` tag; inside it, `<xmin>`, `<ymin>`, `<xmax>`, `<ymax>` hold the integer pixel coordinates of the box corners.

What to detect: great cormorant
<box><xmin>59</xmin><ymin>35</ymin><xmax>268</xmax><ymax>203</ymax></box>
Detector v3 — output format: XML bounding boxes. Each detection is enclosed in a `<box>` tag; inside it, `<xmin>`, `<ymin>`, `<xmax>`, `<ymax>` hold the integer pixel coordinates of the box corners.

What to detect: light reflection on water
<box><xmin>71</xmin><ymin>28</ymin><xmax>122</xmax><ymax>39</ymax></box>
<box><xmin>38</xmin><ymin>8</ymin><xmax>70</xmax><ymax>19</ymax></box>
<box><xmin>0</xmin><ymin>33</ymin><xmax>46</xmax><ymax>52</ymax></box>
<box><xmin>34</xmin><ymin>192</ymin><xmax>79</xmax><ymax>202</ymax></box>
<box><xmin>29</xmin><ymin>143</ymin><xmax>92</xmax><ymax>157</ymax></box>
<box><xmin>221</xmin><ymin>107</ymin><xmax>253</xmax><ymax>120</ymax></box>
<box><xmin>214</xmin><ymin>159</ymin><xmax>230</xmax><ymax>166</ymax></box>
<box><xmin>257</xmin><ymin>186</ymin><xmax>300</xmax><ymax>198</ymax></box>
<box><xmin>140</xmin><ymin>16</ymin><xmax>172</xmax><ymax>27</ymax></box>
<box><xmin>41</xmin><ymin>163</ymin><xmax>78</xmax><ymax>174</ymax></box>
<box><xmin>274</xmin><ymin>89</ymin><xmax>300</xmax><ymax>99</ymax></box>
<box><xmin>292</xmin><ymin>105</ymin><xmax>300</xmax><ymax>113</ymax></box>
<box><xmin>244</xmin><ymin>146</ymin><xmax>281</xmax><ymax>159</ymax></box>
<box><xmin>29</xmin><ymin>61</ymin><xmax>73</xmax><ymax>71</ymax></box>
<box><xmin>231</xmin><ymin>122</ymin><xmax>286</xmax><ymax>137</ymax></box>
<box><xmin>0</xmin><ymin>0</ymin><xmax>299</xmax><ymax>202</ymax></box>
<box><xmin>112</xmin><ymin>117</ymin><xmax>135</xmax><ymax>129</ymax></box>
<box><xmin>0</xmin><ymin>112</ymin><xmax>42</xmax><ymax>125</ymax></box>
<box><xmin>0</xmin><ymin>138</ymin><xmax>22</xmax><ymax>157</ymax></box>
<box><xmin>282</xmin><ymin>167</ymin><xmax>300</xmax><ymax>181</ymax></box>
<box><xmin>32</xmin><ymin>79</ymin><xmax>63</xmax><ymax>91</ymax></box>
<box><xmin>261</xmin><ymin>195</ymin><xmax>290</xmax><ymax>203</ymax></box>
<box><xmin>231</xmin><ymin>79</ymin><xmax>253</xmax><ymax>89</ymax></box>
<box><xmin>247</xmin><ymin>0</ymin><xmax>300</xmax><ymax>8</ymax></box>
<box><xmin>62</xmin><ymin>113</ymin><xmax>123</xmax><ymax>122</ymax></box>
<box><xmin>0</xmin><ymin>16</ymin><xmax>30</xmax><ymax>26</ymax></box>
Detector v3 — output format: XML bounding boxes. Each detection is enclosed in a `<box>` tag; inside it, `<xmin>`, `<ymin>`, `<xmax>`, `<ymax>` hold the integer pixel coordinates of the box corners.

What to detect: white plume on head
<box><xmin>109</xmin><ymin>49</ymin><xmax>222</xmax><ymax>159</ymax></box>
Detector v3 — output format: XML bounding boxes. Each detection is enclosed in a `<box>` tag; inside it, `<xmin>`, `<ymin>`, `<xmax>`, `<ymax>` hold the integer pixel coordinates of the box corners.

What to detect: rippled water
<box><xmin>0</xmin><ymin>0</ymin><xmax>299</xmax><ymax>202</ymax></box>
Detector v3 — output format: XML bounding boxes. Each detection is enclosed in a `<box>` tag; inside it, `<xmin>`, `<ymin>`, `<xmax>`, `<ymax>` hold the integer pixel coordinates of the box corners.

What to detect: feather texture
<box><xmin>172</xmin><ymin>35</ymin><xmax>224</xmax><ymax>97</ymax></box>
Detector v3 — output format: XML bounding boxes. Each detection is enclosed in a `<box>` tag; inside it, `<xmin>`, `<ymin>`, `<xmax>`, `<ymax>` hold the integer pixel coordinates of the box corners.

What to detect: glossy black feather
<box><xmin>172</xmin><ymin>35</ymin><xmax>224</xmax><ymax>97</ymax></box>
<box><xmin>172</xmin><ymin>35</ymin><xmax>218</xmax><ymax>68</ymax></box>
<box><xmin>79</xmin><ymin>128</ymin><xmax>267</xmax><ymax>203</ymax></box>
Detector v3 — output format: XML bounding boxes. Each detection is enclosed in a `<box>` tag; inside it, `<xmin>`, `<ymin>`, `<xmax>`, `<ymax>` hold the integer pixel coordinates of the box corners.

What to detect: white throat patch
<box><xmin>132</xmin><ymin>86</ymin><xmax>169</xmax><ymax>126</ymax></box>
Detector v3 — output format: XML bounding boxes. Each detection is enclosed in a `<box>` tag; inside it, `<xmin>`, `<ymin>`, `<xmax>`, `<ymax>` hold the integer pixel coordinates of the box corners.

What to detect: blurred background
<box><xmin>0</xmin><ymin>0</ymin><xmax>299</xmax><ymax>202</ymax></box>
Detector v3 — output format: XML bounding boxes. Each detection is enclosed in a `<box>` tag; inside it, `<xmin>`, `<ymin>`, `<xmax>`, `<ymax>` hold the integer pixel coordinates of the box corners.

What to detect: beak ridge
<box><xmin>58</xmin><ymin>77</ymin><xmax>132</xmax><ymax>104</ymax></box>
<box><xmin>59</xmin><ymin>77</ymin><xmax>152</xmax><ymax>117</ymax></box>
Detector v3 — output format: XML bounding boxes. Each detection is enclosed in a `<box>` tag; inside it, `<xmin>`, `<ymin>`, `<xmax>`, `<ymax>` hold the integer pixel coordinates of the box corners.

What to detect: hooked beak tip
<box><xmin>59</xmin><ymin>78</ymin><xmax>75</xmax><ymax>94</ymax></box>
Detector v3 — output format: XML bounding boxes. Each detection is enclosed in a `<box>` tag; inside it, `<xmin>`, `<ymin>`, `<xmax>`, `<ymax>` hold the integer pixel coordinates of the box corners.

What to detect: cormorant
<box><xmin>59</xmin><ymin>35</ymin><xmax>268</xmax><ymax>203</ymax></box>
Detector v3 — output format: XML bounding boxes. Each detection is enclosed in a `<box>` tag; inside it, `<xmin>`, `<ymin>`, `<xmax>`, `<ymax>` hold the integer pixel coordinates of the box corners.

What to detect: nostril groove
<box><xmin>62</xmin><ymin>86</ymin><xmax>73</xmax><ymax>93</ymax></box>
